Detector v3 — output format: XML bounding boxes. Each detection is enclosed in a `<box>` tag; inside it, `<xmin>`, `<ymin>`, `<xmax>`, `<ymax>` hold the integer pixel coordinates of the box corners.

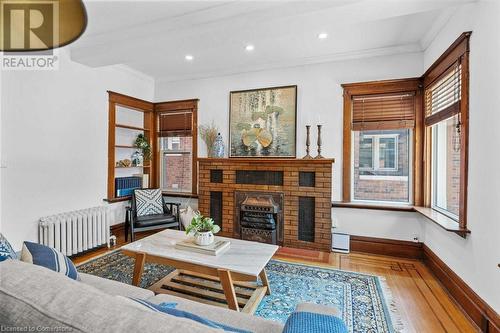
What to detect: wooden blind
<box><xmin>424</xmin><ymin>63</ymin><xmax>461</xmax><ymax>126</ymax></box>
<box><xmin>158</xmin><ymin>111</ymin><xmax>193</xmax><ymax>137</ymax></box>
<box><xmin>351</xmin><ymin>92</ymin><xmax>415</xmax><ymax>131</ymax></box>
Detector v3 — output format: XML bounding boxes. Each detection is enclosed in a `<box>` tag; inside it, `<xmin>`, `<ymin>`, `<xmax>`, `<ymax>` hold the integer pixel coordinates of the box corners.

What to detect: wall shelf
<box><xmin>115</xmin><ymin>123</ymin><xmax>150</xmax><ymax>131</ymax></box>
<box><xmin>108</xmin><ymin>91</ymin><xmax>156</xmax><ymax>202</ymax></box>
<box><xmin>115</xmin><ymin>145</ymin><xmax>140</xmax><ymax>149</ymax></box>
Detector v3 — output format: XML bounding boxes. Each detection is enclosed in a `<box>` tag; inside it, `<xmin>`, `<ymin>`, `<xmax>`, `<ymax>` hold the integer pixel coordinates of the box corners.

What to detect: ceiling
<box><xmin>70</xmin><ymin>0</ymin><xmax>476</xmax><ymax>82</ymax></box>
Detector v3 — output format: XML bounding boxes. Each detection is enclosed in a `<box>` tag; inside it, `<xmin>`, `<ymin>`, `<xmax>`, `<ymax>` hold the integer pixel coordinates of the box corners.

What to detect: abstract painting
<box><xmin>229</xmin><ymin>85</ymin><xmax>297</xmax><ymax>157</ymax></box>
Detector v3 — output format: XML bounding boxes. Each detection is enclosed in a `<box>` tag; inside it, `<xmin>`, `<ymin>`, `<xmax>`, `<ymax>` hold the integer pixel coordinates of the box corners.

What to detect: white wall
<box><xmin>0</xmin><ymin>49</ymin><xmax>155</xmax><ymax>250</ymax></box>
<box><xmin>421</xmin><ymin>0</ymin><xmax>500</xmax><ymax>313</ymax></box>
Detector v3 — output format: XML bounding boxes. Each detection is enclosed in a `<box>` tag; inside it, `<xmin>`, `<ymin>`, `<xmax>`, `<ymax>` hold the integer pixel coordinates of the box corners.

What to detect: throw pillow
<box><xmin>0</xmin><ymin>233</ymin><xmax>17</xmax><ymax>262</ymax></box>
<box><xmin>180</xmin><ymin>206</ymin><xmax>196</xmax><ymax>229</ymax></box>
<box><xmin>134</xmin><ymin>189</ymin><xmax>163</xmax><ymax>216</ymax></box>
<box><xmin>129</xmin><ymin>298</ymin><xmax>250</xmax><ymax>333</ymax></box>
<box><xmin>282</xmin><ymin>311</ymin><xmax>348</xmax><ymax>333</ymax></box>
<box><xmin>20</xmin><ymin>241</ymin><xmax>79</xmax><ymax>280</ymax></box>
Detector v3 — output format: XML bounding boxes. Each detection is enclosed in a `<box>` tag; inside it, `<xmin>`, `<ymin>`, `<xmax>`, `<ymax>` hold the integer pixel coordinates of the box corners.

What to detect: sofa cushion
<box><xmin>295</xmin><ymin>302</ymin><xmax>341</xmax><ymax>317</ymax></box>
<box><xmin>147</xmin><ymin>293</ymin><xmax>284</xmax><ymax>333</ymax></box>
<box><xmin>20</xmin><ymin>241</ymin><xmax>79</xmax><ymax>280</ymax></box>
<box><xmin>130</xmin><ymin>298</ymin><xmax>250</xmax><ymax>333</ymax></box>
<box><xmin>135</xmin><ymin>213</ymin><xmax>177</xmax><ymax>227</ymax></box>
<box><xmin>0</xmin><ymin>233</ymin><xmax>16</xmax><ymax>262</ymax></box>
<box><xmin>79</xmin><ymin>272</ymin><xmax>154</xmax><ymax>299</ymax></box>
<box><xmin>135</xmin><ymin>189</ymin><xmax>163</xmax><ymax>216</ymax></box>
<box><xmin>0</xmin><ymin>260</ymin><xmax>220</xmax><ymax>332</ymax></box>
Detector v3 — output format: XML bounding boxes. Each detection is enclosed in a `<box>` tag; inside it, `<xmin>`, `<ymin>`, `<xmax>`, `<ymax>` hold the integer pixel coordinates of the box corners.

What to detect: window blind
<box><xmin>424</xmin><ymin>63</ymin><xmax>461</xmax><ymax>126</ymax></box>
<box><xmin>158</xmin><ymin>111</ymin><xmax>193</xmax><ymax>137</ymax></box>
<box><xmin>351</xmin><ymin>92</ymin><xmax>416</xmax><ymax>131</ymax></box>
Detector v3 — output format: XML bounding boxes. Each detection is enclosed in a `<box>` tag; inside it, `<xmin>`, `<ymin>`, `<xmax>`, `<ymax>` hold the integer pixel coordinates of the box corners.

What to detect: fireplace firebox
<box><xmin>235</xmin><ymin>191</ymin><xmax>284</xmax><ymax>245</ymax></box>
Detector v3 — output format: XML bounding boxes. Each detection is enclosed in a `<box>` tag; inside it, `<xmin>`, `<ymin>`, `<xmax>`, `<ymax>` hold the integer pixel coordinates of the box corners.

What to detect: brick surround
<box><xmin>198</xmin><ymin>158</ymin><xmax>334</xmax><ymax>251</ymax></box>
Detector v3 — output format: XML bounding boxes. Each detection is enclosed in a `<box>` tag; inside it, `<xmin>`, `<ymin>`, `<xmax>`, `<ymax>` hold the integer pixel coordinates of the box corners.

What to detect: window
<box><xmin>423</xmin><ymin>32</ymin><xmax>470</xmax><ymax>230</ymax></box>
<box><xmin>359</xmin><ymin>134</ymin><xmax>399</xmax><ymax>171</ymax></box>
<box><xmin>353</xmin><ymin>130</ymin><xmax>411</xmax><ymax>203</ymax></box>
<box><xmin>156</xmin><ymin>100</ymin><xmax>198</xmax><ymax>195</ymax></box>
<box><xmin>160</xmin><ymin>136</ymin><xmax>192</xmax><ymax>193</ymax></box>
<box><xmin>343</xmin><ymin>85</ymin><xmax>418</xmax><ymax>205</ymax></box>
<box><xmin>431</xmin><ymin>115</ymin><xmax>460</xmax><ymax>219</ymax></box>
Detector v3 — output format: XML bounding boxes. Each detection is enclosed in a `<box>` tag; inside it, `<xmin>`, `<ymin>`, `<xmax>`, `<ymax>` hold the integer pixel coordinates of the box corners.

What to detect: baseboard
<box><xmin>110</xmin><ymin>222</ymin><xmax>125</xmax><ymax>234</ymax></box>
<box><xmin>350</xmin><ymin>235</ymin><xmax>423</xmax><ymax>259</ymax></box>
<box><xmin>422</xmin><ymin>245</ymin><xmax>500</xmax><ymax>333</ymax></box>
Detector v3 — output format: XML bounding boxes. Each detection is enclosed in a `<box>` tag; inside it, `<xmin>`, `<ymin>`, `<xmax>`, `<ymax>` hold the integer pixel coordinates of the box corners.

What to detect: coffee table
<box><xmin>121</xmin><ymin>229</ymin><xmax>279</xmax><ymax>313</ymax></box>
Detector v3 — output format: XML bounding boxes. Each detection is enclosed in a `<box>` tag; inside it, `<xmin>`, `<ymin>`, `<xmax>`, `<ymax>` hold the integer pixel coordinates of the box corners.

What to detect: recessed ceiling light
<box><xmin>245</xmin><ymin>44</ymin><xmax>255</xmax><ymax>51</ymax></box>
<box><xmin>185</xmin><ymin>54</ymin><xmax>194</xmax><ymax>61</ymax></box>
<box><xmin>318</xmin><ymin>32</ymin><xmax>328</xmax><ymax>40</ymax></box>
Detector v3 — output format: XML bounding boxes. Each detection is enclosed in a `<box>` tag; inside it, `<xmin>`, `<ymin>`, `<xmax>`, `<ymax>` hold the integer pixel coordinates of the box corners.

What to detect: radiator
<box><xmin>39</xmin><ymin>207</ymin><xmax>110</xmax><ymax>256</ymax></box>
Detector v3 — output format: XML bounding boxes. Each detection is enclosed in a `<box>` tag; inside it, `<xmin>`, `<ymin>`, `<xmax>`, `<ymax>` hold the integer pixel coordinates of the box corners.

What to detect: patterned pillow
<box><xmin>0</xmin><ymin>233</ymin><xmax>17</xmax><ymax>262</ymax></box>
<box><xmin>135</xmin><ymin>189</ymin><xmax>163</xmax><ymax>216</ymax></box>
<box><xmin>20</xmin><ymin>241</ymin><xmax>79</xmax><ymax>280</ymax></box>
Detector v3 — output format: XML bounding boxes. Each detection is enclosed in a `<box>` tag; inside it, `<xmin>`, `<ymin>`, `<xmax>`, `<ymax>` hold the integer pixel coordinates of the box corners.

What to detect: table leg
<box><xmin>218</xmin><ymin>269</ymin><xmax>239</xmax><ymax>312</ymax></box>
<box><xmin>132</xmin><ymin>252</ymin><xmax>146</xmax><ymax>286</ymax></box>
<box><xmin>259</xmin><ymin>269</ymin><xmax>271</xmax><ymax>295</ymax></box>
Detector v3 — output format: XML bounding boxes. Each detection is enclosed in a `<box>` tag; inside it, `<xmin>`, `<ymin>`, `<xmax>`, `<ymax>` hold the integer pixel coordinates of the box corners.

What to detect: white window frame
<box><xmin>351</xmin><ymin>131</ymin><xmax>413</xmax><ymax>205</ymax></box>
<box><xmin>359</xmin><ymin>134</ymin><xmax>399</xmax><ymax>172</ymax></box>
<box><xmin>431</xmin><ymin>120</ymin><xmax>460</xmax><ymax>222</ymax></box>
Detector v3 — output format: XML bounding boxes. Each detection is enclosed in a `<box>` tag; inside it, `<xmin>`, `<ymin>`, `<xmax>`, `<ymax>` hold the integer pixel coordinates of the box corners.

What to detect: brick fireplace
<box><xmin>197</xmin><ymin>158</ymin><xmax>334</xmax><ymax>251</ymax></box>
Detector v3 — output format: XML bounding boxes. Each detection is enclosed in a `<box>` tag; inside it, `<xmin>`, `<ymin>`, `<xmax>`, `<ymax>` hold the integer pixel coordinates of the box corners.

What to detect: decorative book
<box><xmin>175</xmin><ymin>239</ymin><xmax>230</xmax><ymax>256</ymax></box>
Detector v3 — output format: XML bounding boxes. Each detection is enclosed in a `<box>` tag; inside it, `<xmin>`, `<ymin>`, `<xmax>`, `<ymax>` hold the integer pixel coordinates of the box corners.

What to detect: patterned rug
<box><xmin>77</xmin><ymin>250</ymin><xmax>401</xmax><ymax>333</ymax></box>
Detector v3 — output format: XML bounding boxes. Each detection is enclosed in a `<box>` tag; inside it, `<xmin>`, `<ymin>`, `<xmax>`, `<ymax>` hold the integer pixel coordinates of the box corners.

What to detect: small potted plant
<box><xmin>185</xmin><ymin>212</ymin><xmax>221</xmax><ymax>246</ymax></box>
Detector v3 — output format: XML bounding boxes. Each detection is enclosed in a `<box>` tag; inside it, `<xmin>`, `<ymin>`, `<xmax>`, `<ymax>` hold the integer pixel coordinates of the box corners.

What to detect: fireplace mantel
<box><xmin>198</xmin><ymin>157</ymin><xmax>334</xmax><ymax>251</ymax></box>
<box><xmin>197</xmin><ymin>158</ymin><xmax>335</xmax><ymax>164</ymax></box>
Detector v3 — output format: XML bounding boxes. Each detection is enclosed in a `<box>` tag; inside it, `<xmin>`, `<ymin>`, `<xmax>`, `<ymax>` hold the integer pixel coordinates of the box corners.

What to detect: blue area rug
<box><xmin>77</xmin><ymin>250</ymin><xmax>400</xmax><ymax>333</ymax></box>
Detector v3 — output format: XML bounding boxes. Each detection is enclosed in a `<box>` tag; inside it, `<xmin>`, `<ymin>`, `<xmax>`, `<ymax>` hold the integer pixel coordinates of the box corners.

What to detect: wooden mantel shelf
<box><xmin>198</xmin><ymin>158</ymin><xmax>335</xmax><ymax>164</ymax></box>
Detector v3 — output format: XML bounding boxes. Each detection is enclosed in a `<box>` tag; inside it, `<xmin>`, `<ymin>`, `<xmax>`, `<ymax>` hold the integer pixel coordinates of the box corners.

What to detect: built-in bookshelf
<box><xmin>106</xmin><ymin>91</ymin><xmax>156</xmax><ymax>202</ymax></box>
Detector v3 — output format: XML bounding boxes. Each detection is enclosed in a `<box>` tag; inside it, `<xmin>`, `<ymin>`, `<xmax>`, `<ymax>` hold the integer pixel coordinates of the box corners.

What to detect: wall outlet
<box><xmin>412</xmin><ymin>235</ymin><xmax>420</xmax><ymax>243</ymax></box>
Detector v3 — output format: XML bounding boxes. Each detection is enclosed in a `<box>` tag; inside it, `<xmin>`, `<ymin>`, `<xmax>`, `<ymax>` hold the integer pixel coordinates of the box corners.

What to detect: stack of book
<box><xmin>175</xmin><ymin>239</ymin><xmax>230</xmax><ymax>256</ymax></box>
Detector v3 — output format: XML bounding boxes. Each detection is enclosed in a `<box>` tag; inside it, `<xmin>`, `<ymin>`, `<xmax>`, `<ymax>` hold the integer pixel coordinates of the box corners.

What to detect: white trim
<box><xmin>359</xmin><ymin>175</ymin><xmax>409</xmax><ymax>181</ymax></box>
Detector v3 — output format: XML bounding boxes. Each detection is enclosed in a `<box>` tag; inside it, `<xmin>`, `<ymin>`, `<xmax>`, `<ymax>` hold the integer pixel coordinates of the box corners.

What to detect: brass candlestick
<box><xmin>303</xmin><ymin>125</ymin><xmax>313</xmax><ymax>159</ymax></box>
<box><xmin>314</xmin><ymin>124</ymin><xmax>324</xmax><ymax>159</ymax></box>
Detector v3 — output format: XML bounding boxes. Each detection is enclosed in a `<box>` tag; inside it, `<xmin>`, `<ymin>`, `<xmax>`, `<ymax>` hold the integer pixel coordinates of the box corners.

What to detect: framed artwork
<box><xmin>229</xmin><ymin>85</ymin><xmax>297</xmax><ymax>158</ymax></box>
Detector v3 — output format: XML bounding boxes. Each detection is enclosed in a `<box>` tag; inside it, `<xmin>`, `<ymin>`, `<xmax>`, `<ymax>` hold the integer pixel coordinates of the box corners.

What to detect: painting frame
<box><xmin>229</xmin><ymin>85</ymin><xmax>297</xmax><ymax>158</ymax></box>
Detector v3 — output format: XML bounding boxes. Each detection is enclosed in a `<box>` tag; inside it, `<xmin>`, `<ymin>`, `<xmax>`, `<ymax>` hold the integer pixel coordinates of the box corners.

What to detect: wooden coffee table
<box><xmin>121</xmin><ymin>229</ymin><xmax>278</xmax><ymax>313</ymax></box>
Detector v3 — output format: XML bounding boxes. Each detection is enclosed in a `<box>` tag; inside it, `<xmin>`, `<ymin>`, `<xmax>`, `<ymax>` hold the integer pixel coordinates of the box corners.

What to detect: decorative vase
<box><xmin>194</xmin><ymin>231</ymin><xmax>214</xmax><ymax>246</ymax></box>
<box><xmin>212</xmin><ymin>133</ymin><xmax>225</xmax><ymax>158</ymax></box>
<box><xmin>131</xmin><ymin>151</ymin><xmax>143</xmax><ymax>166</ymax></box>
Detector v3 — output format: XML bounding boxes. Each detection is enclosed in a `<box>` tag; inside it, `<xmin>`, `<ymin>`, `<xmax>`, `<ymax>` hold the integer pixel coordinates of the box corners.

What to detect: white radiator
<box><xmin>39</xmin><ymin>207</ymin><xmax>110</xmax><ymax>256</ymax></box>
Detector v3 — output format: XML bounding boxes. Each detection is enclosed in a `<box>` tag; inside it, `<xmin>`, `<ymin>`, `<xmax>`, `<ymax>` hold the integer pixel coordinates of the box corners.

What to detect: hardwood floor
<box><xmin>72</xmin><ymin>228</ymin><xmax>479</xmax><ymax>333</ymax></box>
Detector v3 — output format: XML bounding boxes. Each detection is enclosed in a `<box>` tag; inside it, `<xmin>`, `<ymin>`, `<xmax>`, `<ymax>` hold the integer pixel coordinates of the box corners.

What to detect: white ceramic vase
<box><xmin>194</xmin><ymin>231</ymin><xmax>214</xmax><ymax>246</ymax></box>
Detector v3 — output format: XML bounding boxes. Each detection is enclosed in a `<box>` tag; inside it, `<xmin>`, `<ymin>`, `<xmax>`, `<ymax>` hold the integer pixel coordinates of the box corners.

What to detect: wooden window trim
<box><xmin>341</xmin><ymin>78</ymin><xmax>424</xmax><ymax>205</ymax></box>
<box><xmin>340</xmin><ymin>32</ymin><xmax>471</xmax><ymax>236</ymax></box>
<box><xmin>154</xmin><ymin>99</ymin><xmax>199</xmax><ymax>195</ymax></box>
<box><xmin>423</xmin><ymin>32</ymin><xmax>471</xmax><ymax>232</ymax></box>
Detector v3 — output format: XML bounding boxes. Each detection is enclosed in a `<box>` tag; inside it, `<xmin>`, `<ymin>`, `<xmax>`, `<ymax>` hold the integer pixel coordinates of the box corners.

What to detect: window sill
<box><xmin>331</xmin><ymin>201</ymin><xmax>414</xmax><ymax>212</ymax></box>
<box><xmin>332</xmin><ymin>202</ymin><xmax>471</xmax><ymax>238</ymax></box>
<box><xmin>161</xmin><ymin>191</ymin><xmax>198</xmax><ymax>199</ymax></box>
<box><xmin>413</xmin><ymin>206</ymin><xmax>470</xmax><ymax>238</ymax></box>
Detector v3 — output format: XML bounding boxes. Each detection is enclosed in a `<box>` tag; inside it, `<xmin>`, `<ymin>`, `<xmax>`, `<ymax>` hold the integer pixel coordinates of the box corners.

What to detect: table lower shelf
<box><xmin>149</xmin><ymin>269</ymin><xmax>268</xmax><ymax>314</ymax></box>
